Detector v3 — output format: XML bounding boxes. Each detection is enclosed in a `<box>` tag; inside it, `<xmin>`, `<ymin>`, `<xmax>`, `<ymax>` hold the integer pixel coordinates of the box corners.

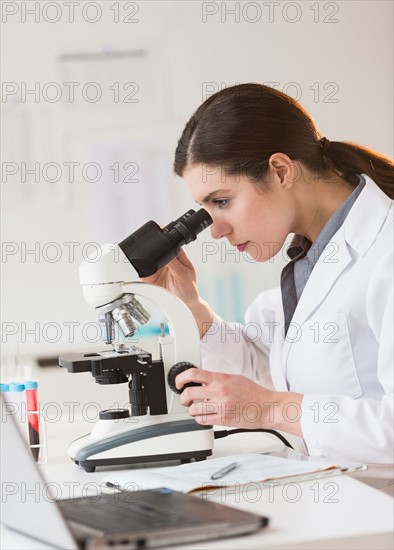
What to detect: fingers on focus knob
<box><xmin>167</xmin><ymin>362</ymin><xmax>201</xmax><ymax>394</ymax></box>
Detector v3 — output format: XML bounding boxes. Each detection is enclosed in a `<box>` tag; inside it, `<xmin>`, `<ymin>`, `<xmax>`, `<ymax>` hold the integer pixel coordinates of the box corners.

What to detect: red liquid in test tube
<box><xmin>25</xmin><ymin>381</ymin><xmax>40</xmax><ymax>461</ymax></box>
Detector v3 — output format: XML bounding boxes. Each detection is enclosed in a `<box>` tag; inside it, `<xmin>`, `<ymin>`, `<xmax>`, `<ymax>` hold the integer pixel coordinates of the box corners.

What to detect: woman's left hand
<box><xmin>176</xmin><ymin>369</ymin><xmax>303</xmax><ymax>436</ymax></box>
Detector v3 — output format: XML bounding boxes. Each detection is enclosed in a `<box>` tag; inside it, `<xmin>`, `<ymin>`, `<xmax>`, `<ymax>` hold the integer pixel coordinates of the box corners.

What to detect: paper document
<box><xmin>102</xmin><ymin>453</ymin><xmax>366</xmax><ymax>494</ymax></box>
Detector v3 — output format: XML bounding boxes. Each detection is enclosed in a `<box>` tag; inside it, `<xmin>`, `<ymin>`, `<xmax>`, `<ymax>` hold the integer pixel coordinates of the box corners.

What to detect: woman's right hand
<box><xmin>141</xmin><ymin>248</ymin><xmax>198</xmax><ymax>305</ymax></box>
<box><xmin>141</xmin><ymin>248</ymin><xmax>214</xmax><ymax>338</ymax></box>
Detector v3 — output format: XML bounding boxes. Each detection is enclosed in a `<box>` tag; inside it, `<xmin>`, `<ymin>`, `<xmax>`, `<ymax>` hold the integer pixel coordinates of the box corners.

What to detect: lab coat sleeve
<box><xmin>301</xmin><ymin>252</ymin><xmax>394</xmax><ymax>463</ymax></box>
<box><xmin>200</xmin><ymin>289</ymin><xmax>281</xmax><ymax>390</ymax></box>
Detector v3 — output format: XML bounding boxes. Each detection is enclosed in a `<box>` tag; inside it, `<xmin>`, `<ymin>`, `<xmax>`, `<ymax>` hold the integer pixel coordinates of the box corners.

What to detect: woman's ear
<box><xmin>268</xmin><ymin>153</ymin><xmax>297</xmax><ymax>189</ymax></box>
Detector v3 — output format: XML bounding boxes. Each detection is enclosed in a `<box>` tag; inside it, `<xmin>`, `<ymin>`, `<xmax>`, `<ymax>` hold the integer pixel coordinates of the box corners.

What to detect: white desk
<box><xmin>1</xmin><ymin>427</ymin><xmax>393</xmax><ymax>549</ymax></box>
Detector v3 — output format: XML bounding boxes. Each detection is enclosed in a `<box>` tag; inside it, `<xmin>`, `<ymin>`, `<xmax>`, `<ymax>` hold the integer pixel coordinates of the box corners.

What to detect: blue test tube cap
<box><xmin>25</xmin><ymin>380</ymin><xmax>38</xmax><ymax>390</ymax></box>
<box><xmin>0</xmin><ymin>383</ymin><xmax>10</xmax><ymax>392</ymax></box>
<box><xmin>9</xmin><ymin>382</ymin><xmax>25</xmax><ymax>392</ymax></box>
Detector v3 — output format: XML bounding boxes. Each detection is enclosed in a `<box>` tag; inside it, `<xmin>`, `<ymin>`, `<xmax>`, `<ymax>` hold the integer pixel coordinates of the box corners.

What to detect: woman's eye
<box><xmin>213</xmin><ymin>199</ymin><xmax>229</xmax><ymax>209</ymax></box>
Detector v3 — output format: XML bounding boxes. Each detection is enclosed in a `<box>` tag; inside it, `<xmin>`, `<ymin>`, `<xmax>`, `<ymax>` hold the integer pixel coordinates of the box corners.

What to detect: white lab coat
<box><xmin>201</xmin><ymin>175</ymin><xmax>393</xmax><ymax>463</ymax></box>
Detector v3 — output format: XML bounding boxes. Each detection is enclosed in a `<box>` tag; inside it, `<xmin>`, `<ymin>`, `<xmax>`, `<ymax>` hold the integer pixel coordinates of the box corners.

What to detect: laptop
<box><xmin>0</xmin><ymin>397</ymin><xmax>268</xmax><ymax>549</ymax></box>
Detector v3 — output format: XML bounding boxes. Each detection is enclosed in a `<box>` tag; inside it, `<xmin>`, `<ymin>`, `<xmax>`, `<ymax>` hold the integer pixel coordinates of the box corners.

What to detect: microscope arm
<box><xmin>122</xmin><ymin>282</ymin><xmax>201</xmax><ymax>367</ymax></box>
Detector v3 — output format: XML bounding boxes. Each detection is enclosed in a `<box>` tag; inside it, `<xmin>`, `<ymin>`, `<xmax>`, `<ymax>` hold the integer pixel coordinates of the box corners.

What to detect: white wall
<box><xmin>1</xmin><ymin>0</ymin><xmax>393</xmax><ymax>382</ymax></box>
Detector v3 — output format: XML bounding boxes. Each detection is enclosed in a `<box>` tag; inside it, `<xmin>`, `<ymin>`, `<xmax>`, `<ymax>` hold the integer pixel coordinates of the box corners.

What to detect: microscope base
<box><xmin>75</xmin><ymin>449</ymin><xmax>212</xmax><ymax>473</ymax></box>
<box><xmin>68</xmin><ymin>418</ymin><xmax>214</xmax><ymax>472</ymax></box>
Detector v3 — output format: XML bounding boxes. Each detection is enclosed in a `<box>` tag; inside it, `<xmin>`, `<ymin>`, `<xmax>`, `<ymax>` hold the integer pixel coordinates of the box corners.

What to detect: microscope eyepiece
<box><xmin>165</xmin><ymin>208</ymin><xmax>212</xmax><ymax>246</ymax></box>
<box><xmin>119</xmin><ymin>208</ymin><xmax>212</xmax><ymax>278</ymax></box>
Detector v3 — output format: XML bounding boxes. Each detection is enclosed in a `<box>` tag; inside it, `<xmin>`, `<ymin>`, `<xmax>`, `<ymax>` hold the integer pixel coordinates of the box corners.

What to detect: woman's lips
<box><xmin>236</xmin><ymin>241</ymin><xmax>250</xmax><ymax>252</ymax></box>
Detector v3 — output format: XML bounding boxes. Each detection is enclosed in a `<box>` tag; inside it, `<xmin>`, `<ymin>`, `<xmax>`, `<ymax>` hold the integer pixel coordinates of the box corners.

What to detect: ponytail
<box><xmin>322</xmin><ymin>140</ymin><xmax>394</xmax><ymax>199</ymax></box>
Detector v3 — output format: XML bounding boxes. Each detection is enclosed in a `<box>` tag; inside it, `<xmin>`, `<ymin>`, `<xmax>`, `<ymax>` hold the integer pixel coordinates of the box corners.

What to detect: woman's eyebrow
<box><xmin>198</xmin><ymin>188</ymin><xmax>232</xmax><ymax>204</ymax></box>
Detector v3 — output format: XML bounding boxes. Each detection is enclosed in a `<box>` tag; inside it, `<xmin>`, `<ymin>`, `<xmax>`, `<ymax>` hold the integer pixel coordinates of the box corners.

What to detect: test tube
<box><xmin>7</xmin><ymin>382</ymin><xmax>27</xmax><ymax>438</ymax></box>
<box><xmin>25</xmin><ymin>381</ymin><xmax>40</xmax><ymax>462</ymax></box>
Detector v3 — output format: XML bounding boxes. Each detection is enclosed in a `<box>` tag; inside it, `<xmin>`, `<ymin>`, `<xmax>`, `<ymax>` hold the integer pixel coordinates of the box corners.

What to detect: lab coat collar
<box><xmin>343</xmin><ymin>174</ymin><xmax>393</xmax><ymax>257</ymax></box>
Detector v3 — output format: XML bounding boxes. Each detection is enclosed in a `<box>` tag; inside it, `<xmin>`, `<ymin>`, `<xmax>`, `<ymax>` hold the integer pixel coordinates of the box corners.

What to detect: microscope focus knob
<box><xmin>99</xmin><ymin>408</ymin><xmax>130</xmax><ymax>420</ymax></box>
<box><xmin>167</xmin><ymin>362</ymin><xmax>201</xmax><ymax>394</ymax></box>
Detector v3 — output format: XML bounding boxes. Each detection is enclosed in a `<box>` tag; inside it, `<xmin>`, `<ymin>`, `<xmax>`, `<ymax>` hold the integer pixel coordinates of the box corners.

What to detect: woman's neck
<box><xmin>292</xmin><ymin>171</ymin><xmax>356</xmax><ymax>242</ymax></box>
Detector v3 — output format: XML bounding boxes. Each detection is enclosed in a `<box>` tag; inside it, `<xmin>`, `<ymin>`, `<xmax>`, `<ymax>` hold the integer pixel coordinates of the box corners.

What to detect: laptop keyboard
<box><xmin>59</xmin><ymin>493</ymin><xmax>196</xmax><ymax>533</ymax></box>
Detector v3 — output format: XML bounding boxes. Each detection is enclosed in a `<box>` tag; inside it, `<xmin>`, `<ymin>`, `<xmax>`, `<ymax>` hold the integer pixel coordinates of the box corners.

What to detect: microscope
<box><xmin>59</xmin><ymin>209</ymin><xmax>215</xmax><ymax>472</ymax></box>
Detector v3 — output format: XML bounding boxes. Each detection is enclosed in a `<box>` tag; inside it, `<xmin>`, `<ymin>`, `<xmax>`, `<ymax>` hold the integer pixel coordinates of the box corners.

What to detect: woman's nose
<box><xmin>210</xmin><ymin>219</ymin><xmax>231</xmax><ymax>240</ymax></box>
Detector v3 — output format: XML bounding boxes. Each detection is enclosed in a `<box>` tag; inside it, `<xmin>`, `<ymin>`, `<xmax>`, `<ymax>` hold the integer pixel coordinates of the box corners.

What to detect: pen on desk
<box><xmin>25</xmin><ymin>381</ymin><xmax>40</xmax><ymax>462</ymax></box>
<box><xmin>210</xmin><ymin>462</ymin><xmax>240</xmax><ymax>480</ymax></box>
<box><xmin>101</xmin><ymin>482</ymin><xmax>120</xmax><ymax>492</ymax></box>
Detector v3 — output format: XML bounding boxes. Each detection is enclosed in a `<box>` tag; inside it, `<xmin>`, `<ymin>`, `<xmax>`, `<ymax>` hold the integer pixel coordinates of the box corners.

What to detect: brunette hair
<box><xmin>174</xmin><ymin>83</ymin><xmax>394</xmax><ymax>199</ymax></box>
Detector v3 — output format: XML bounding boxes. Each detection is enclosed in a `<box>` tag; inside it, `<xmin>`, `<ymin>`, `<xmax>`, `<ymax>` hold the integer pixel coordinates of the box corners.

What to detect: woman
<box><xmin>146</xmin><ymin>83</ymin><xmax>393</xmax><ymax>463</ymax></box>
